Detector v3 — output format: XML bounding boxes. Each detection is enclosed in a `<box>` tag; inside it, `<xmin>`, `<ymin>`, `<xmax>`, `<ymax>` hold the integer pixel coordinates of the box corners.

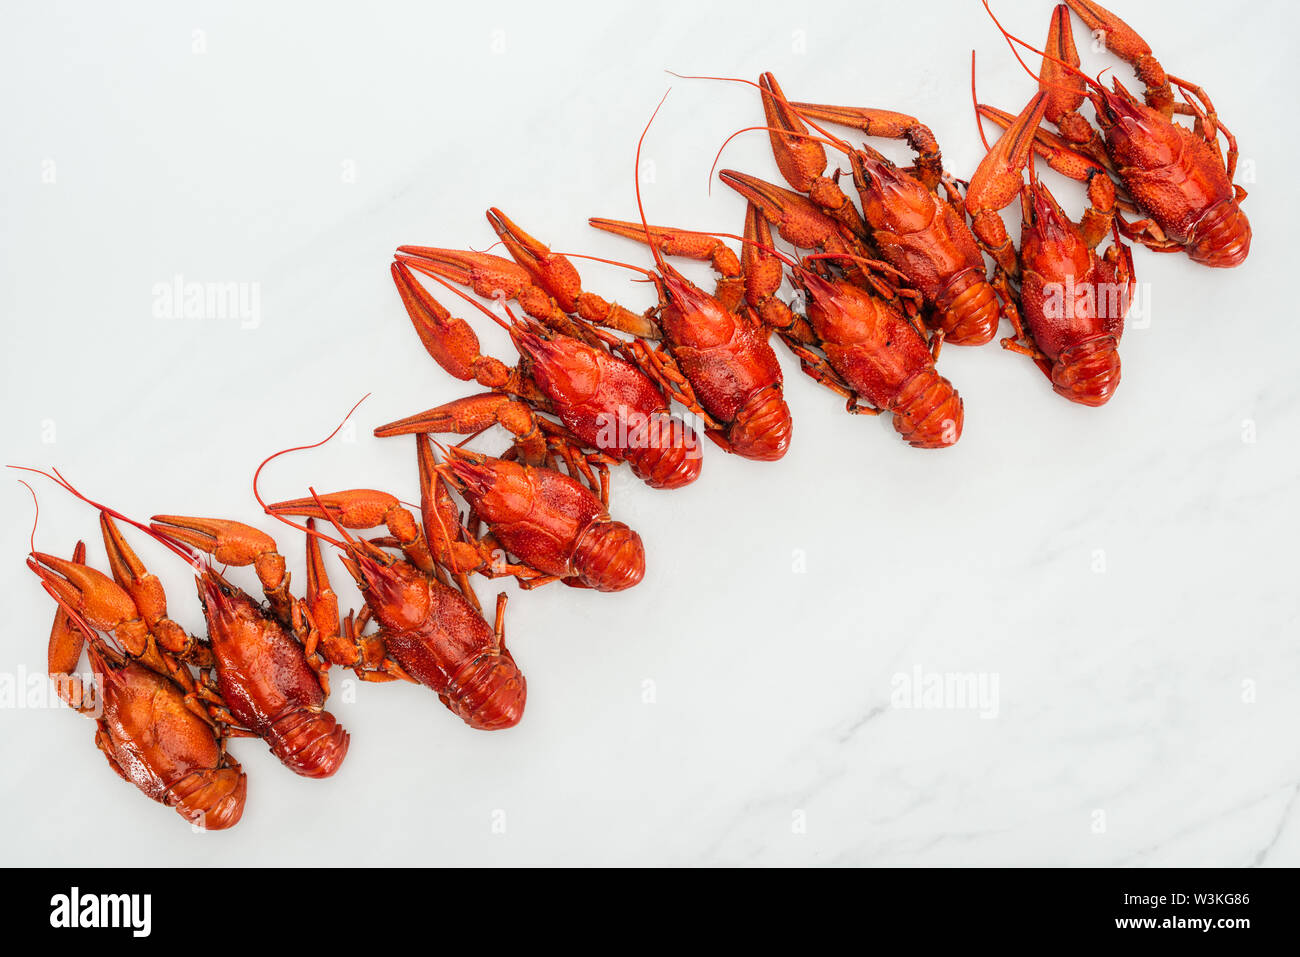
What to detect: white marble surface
<box><xmin>2</xmin><ymin>0</ymin><xmax>1297</xmax><ymax>866</ymax></box>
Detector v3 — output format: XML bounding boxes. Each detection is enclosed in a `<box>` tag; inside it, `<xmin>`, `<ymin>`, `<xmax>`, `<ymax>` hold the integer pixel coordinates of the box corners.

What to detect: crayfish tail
<box><xmin>892</xmin><ymin>369</ymin><xmax>964</xmax><ymax>449</ymax></box>
<box><xmin>726</xmin><ymin>384</ymin><xmax>793</xmax><ymax>462</ymax></box>
<box><xmin>1188</xmin><ymin>198</ymin><xmax>1251</xmax><ymax>269</ymax></box>
<box><xmin>169</xmin><ymin>766</ymin><xmax>247</xmax><ymax>831</ymax></box>
<box><xmin>1051</xmin><ymin>336</ymin><xmax>1121</xmax><ymax>406</ymax></box>
<box><xmin>572</xmin><ymin>519</ymin><xmax>646</xmax><ymax>593</ymax></box>
<box><xmin>934</xmin><ymin>269</ymin><xmax>1000</xmax><ymax>346</ymax></box>
<box><xmin>624</xmin><ymin>412</ymin><xmax>703</xmax><ymax>490</ymax></box>
<box><xmin>441</xmin><ymin>653</ymin><xmax>527</xmax><ymax>731</ymax></box>
<box><xmin>268</xmin><ymin>708</ymin><xmax>351</xmax><ymax>779</ymax></box>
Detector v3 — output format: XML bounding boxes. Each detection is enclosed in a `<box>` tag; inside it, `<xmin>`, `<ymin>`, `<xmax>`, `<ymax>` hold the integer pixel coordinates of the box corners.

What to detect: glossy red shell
<box><xmin>1097</xmin><ymin>88</ymin><xmax>1250</xmax><ymax>267</ymax></box>
<box><xmin>359</xmin><ymin>560</ymin><xmax>525</xmax><ymax>730</ymax></box>
<box><xmin>98</xmin><ymin>661</ymin><xmax>246</xmax><ymax>830</ymax></box>
<box><xmin>657</xmin><ymin>273</ymin><xmax>792</xmax><ymax>460</ymax></box>
<box><xmin>197</xmin><ymin>576</ymin><xmax>349</xmax><ymax>778</ymax></box>
<box><xmin>854</xmin><ymin>157</ymin><xmax>998</xmax><ymax>345</ymax></box>
<box><xmin>1016</xmin><ymin>183</ymin><xmax>1130</xmax><ymax>406</ymax></box>
<box><xmin>451</xmin><ymin>455</ymin><xmax>644</xmax><ymax>591</ymax></box>
<box><xmin>805</xmin><ymin>278</ymin><xmax>962</xmax><ymax>448</ymax></box>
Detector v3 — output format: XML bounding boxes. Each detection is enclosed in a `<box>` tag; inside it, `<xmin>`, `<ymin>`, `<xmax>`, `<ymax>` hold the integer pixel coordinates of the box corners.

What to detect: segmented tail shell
<box><xmin>267</xmin><ymin>709</ymin><xmax>350</xmax><ymax>779</ymax></box>
<box><xmin>934</xmin><ymin>268</ymin><xmax>999</xmax><ymax>346</ymax></box>
<box><xmin>168</xmin><ymin>766</ymin><xmax>247</xmax><ymax>831</ymax></box>
<box><xmin>891</xmin><ymin>369</ymin><xmax>963</xmax><ymax>449</ymax></box>
<box><xmin>623</xmin><ymin>411</ymin><xmax>703</xmax><ymax>490</ymax></box>
<box><xmin>1188</xmin><ymin>197</ymin><xmax>1251</xmax><ymax>268</ymax></box>
<box><xmin>726</xmin><ymin>384</ymin><xmax>793</xmax><ymax>461</ymax></box>
<box><xmin>440</xmin><ymin>653</ymin><xmax>527</xmax><ymax>730</ymax></box>
<box><xmin>572</xmin><ymin>518</ymin><xmax>645</xmax><ymax>592</ymax></box>
<box><xmin>1052</xmin><ymin>337</ymin><xmax>1122</xmax><ymax>407</ymax></box>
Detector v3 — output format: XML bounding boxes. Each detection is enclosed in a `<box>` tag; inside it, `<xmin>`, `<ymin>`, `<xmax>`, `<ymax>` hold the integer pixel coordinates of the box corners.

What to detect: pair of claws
<box><xmin>396</xmin><ymin>207</ymin><xmax>662</xmax><ymax>346</ymax></box>
<box><xmin>33</xmin><ymin>514</ymin><xmax>279</xmax><ymax>658</ymax></box>
<box><xmin>32</xmin><ymin>495</ymin><xmax>406</xmax><ymax>664</ymax></box>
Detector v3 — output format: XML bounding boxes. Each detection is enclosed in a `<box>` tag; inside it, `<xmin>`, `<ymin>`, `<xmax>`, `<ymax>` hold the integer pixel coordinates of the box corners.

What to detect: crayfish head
<box><xmin>798</xmin><ymin>271</ymin><xmax>868</xmax><ymax>334</ymax></box>
<box><xmin>514</xmin><ymin>329</ymin><xmax>602</xmax><ymax>402</ymax></box>
<box><xmin>849</xmin><ymin>149</ymin><xmax>931</xmax><ymax>231</ymax></box>
<box><xmin>195</xmin><ymin>566</ymin><xmax>262</xmax><ymax>633</ymax></box>
<box><xmin>657</xmin><ymin>263</ymin><xmax>713</xmax><ymax>316</ymax></box>
<box><xmin>341</xmin><ymin>543</ymin><xmax>431</xmax><ymax>633</ymax></box>
<box><xmin>1020</xmin><ymin>182</ymin><xmax>1090</xmax><ymax>276</ymax></box>
<box><xmin>1090</xmin><ymin>80</ymin><xmax>1177</xmax><ymax>168</ymax></box>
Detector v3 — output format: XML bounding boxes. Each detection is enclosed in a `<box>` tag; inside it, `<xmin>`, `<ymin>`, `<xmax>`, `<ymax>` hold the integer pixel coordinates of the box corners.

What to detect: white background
<box><xmin>2</xmin><ymin>0</ymin><xmax>1297</xmax><ymax>866</ymax></box>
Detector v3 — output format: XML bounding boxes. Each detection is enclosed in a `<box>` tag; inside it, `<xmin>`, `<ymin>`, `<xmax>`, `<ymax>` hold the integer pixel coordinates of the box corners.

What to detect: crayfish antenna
<box><xmin>971</xmin><ymin>52</ymin><xmax>993</xmax><ymax>154</ymax></box>
<box><xmin>632</xmin><ymin>90</ymin><xmax>673</xmax><ymax>277</ymax></box>
<box><xmin>252</xmin><ymin>396</ymin><xmax>368</xmax><ymax>549</ymax></box>
<box><xmin>666</xmin><ymin>71</ymin><xmax>855</xmax><ymax>184</ymax></box>
<box><xmin>8</xmin><ymin>465</ymin><xmax>201</xmax><ymax>569</ymax></box>
<box><xmin>706</xmin><ymin>125</ymin><xmax>848</xmax><ymax>189</ymax></box>
<box><xmin>18</xmin><ymin>479</ymin><xmax>40</xmax><ymax>554</ymax></box>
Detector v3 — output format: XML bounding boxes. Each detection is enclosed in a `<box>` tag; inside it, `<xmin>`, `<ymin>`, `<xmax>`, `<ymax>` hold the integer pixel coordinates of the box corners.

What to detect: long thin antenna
<box><xmin>971</xmin><ymin>52</ymin><xmax>993</xmax><ymax>153</ymax></box>
<box><xmin>635</xmin><ymin>90</ymin><xmax>673</xmax><ymax>276</ymax></box>
<box><xmin>9</xmin><ymin>465</ymin><xmax>200</xmax><ymax>567</ymax></box>
<box><xmin>667</xmin><ymin>71</ymin><xmax>855</xmax><ymax>150</ymax></box>
<box><xmin>252</xmin><ymin>396</ymin><xmax>369</xmax><ymax>547</ymax></box>
<box><xmin>707</xmin><ymin>125</ymin><xmax>848</xmax><ymax>186</ymax></box>
<box><xmin>19</xmin><ymin>479</ymin><xmax>39</xmax><ymax>553</ymax></box>
<box><xmin>667</xmin><ymin>70</ymin><xmax>857</xmax><ymax>180</ymax></box>
<box><xmin>532</xmin><ymin>249</ymin><xmax>654</xmax><ymax>279</ymax></box>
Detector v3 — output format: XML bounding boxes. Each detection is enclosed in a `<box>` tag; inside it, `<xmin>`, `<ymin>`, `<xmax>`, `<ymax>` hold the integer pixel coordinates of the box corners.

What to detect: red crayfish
<box><xmin>967</xmin><ymin>76</ymin><xmax>1135</xmax><ymax>405</ymax></box>
<box><xmin>704</xmin><ymin>72</ymin><xmax>1006</xmax><ymax>347</ymax></box>
<box><xmin>34</xmin><ymin>534</ymin><xmax>248</xmax><ymax>831</ymax></box>
<box><xmin>581</xmin><ymin>94</ymin><xmax>795</xmax><ymax>461</ymax></box>
<box><xmin>23</xmin><ymin>472</ymin><xmax>352</xmax><ymax>783</ymax></box>
<box><xmin>379</xmin><ymin>232</ymin><xmax>702</xmax><ymax>491</ymax></box>
<box><xmin>982</xmin><ymin>0</ymin><xmax>1250</xmax><ymax>268</ymax></box>
<box><xmin>593</xmin><ymin>211</ymin><xmax>964</xmax><ymax>447</ymax></box>
<box><xmin>251</xmin><ymin>416</ymin><xmax>530</xmax><ymax>729</ymax></box>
